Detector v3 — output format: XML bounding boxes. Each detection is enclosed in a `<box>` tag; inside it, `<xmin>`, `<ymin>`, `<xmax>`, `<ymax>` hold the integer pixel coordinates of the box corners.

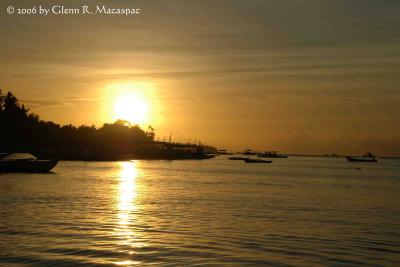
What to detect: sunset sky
<box><xmin>1</xmin><ymin>0</ymin><xmax>399</xmax><ymax>155</ymax></box>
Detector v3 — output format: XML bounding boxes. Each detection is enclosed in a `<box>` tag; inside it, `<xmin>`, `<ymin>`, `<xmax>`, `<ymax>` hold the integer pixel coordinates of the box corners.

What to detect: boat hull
<box><xmin>257</xmin><ymin>154</ymin><xmax>287</xmax><ymax>158</ymax></box>
<box><xmin>346</xmin><ymin>156</ymin><xmax>377</xmax><ymax>163</ymax></box>
<box><xmin>244</xmin><ymin>158</ymin><xmax>272</xmax><ymax>163</ymax></box>
<box><xmin>0</xmin><ymin>160</ymin><xmax>58</xmax><ymax>173</ymax></box>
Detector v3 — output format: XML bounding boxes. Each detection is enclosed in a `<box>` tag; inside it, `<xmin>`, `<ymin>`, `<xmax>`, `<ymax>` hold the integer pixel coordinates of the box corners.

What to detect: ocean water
<box><xmin>0</xmin><ymin>156</ymin><xmax>399</xmax><ymax>266</ymax></box>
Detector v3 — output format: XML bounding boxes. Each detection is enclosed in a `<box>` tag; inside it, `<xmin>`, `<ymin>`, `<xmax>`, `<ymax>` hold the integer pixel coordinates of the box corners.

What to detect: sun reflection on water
<box><xmin>114</xmin><ymin>161</ymin><xmax>143</xmax><ymax>266</ymax></box>
<box><xmin>118</xmin><ymin>161</ymin><xmax>138</xmax><ymax>216</ymax></box>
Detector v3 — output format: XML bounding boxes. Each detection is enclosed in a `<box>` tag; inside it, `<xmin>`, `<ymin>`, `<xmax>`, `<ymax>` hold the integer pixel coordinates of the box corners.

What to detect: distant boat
<box><xmin>244</xmin><ymin>158</ymin><xmax>272</xmax><ymax>163</ymax></box>
<box><xmin>0</xmin><ymin>153</ymin><xmax>58</xmax><ymax>173</ymax></box>
<box><xmin>228</xmin><ymin>156</ymin><xmax>249</xmax><ymax>160</ymax></box>
<box><xmin>216</xmin><ymin>149</ymin><xmax>233</xmax><ymax>155</ymax></box>
<box><xmin>243</xmin><ymin>149</ymin><xmax>257</xmax><ymax>155</ymax></box>
<box><xmin>257</xmin><ymin>151</ymin><xmax>288</xmax><ymax>158</ymax></box>
<box><xmin>346</xmin><ymin>153</ymin><xmax>377</xmax><ymax>163</ymax></box>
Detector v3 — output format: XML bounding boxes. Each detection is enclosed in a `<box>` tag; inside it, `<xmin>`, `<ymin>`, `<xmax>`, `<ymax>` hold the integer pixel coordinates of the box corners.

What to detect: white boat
<box><xmin>0</xmin><ymin>153</ymin><xmax>58</xmax><ymax>173</ymax></box>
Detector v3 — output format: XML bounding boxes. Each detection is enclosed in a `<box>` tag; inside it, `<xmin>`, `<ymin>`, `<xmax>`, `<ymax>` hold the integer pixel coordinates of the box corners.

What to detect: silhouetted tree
<box><xmin>0</xmin><ymin>90</ymin><xmax>155</xmax><ymax>159</ymax></box>
<box><xmin>0</xmin><ymin>90</ymin><xmax>214</xmax><ymax>160</ymax></box>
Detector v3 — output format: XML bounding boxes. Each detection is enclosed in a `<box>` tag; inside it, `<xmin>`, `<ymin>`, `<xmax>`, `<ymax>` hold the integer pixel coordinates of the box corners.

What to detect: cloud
<box><xmin>21</xmin><ymin>97</ymin><xmax>99</xmax><ymax>109</ymax></box>
<box><xmin>20</xmin><ymin>99</ymin><xmax>73</xmax><ymax>109</ymax></box>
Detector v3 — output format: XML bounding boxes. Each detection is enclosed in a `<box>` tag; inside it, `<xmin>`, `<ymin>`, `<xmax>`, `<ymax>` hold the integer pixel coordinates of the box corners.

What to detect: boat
<box><xmin>216</xmin><ymin>149</ymin><xmax>233</xmax><ymax>155</ymax></box>
<box><xmin>346</xmin><ymin>153</ymin><xmax>377</xmax><ymax>163</ymax></box>
<box><xmin>228</xmin><ymin>156</ymin><xmax>249</xmax><ymax>160</ymax></box>
<box><xmin>243</xmin><ymin>149</ymin><xmax>257</xmax><ymax>156</ymax></box>
<box><xmin>257</xmin><ymin>151</ymin><xmax>288</xmax><ymax>158</ymax></box>
<box><xmin>0</xmin><ymin>153</ymin><xmax>58</xmax><ymax>173</ymax></box>
<box><xmin>244</xmin><ymin>158</ymin><xmax>272</xmax><ymax>163</ymax></box>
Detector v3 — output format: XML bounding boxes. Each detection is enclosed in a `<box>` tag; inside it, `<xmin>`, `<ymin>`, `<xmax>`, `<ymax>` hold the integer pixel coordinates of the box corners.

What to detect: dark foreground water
<box><xmin>0</xmin><ymin>156</ymin><xmax>399</xmax><ymax>266</ymax></box>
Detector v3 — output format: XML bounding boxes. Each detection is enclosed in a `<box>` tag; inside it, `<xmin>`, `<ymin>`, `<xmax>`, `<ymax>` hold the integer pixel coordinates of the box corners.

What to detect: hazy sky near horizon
<box><xmin>1</xmin><ymin>0</ymin><xmax>400</xmax><ymax>155</ymax></box>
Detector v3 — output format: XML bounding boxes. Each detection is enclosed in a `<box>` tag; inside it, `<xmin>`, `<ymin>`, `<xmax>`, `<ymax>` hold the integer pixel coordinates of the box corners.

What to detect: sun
<box><xmin>102</xmin><ymin>82</ymin><xmax>156</xmax><ymax>126</ymax></box>
<box><xmin>112</xmin><ymin>93</ymin><xmax>149</xmax><ymax>125</ymax></box>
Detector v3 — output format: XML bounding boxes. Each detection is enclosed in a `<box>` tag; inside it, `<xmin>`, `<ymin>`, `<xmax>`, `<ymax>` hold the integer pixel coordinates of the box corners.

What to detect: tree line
<box><xmin>0</xmin><ymin>90</ymin><xmax>157</xmax><ymax>160</ymax></box>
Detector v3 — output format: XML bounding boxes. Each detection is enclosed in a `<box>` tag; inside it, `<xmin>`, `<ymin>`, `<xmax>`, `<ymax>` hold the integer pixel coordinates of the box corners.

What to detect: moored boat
<box><xmin>0</xmin><ymin>153</ymin><xmax>58</xmax><ymax>173</ymax></box>
<box><xmin>244</xmin><ymin>158</ymin><xmax>272</xmax><ymax>163</ymax></box>
<box><xmin>257</xmin><ymin>151</ymin><xmax>287</xmax><ymax>158</ymax></box>
<box><xmin>346</xmin><ymin>153</ymin><xmax>377</xmax><ymax>163</ymax></box>
<box><xmin>243</xmin><ymin>149</ymin><xmax>257</xmax><ymax>156</ymax></box>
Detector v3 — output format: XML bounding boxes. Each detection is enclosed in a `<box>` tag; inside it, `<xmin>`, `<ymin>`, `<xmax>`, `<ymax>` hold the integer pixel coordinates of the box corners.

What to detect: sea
<box><xmin>0</xmin><ymin>156</ymin><xmax>399</xmax><ymax>266</ymax></box>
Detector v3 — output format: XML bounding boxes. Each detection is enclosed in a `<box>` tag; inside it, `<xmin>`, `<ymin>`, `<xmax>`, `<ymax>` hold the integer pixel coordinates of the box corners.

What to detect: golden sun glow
<box><xmin>102</xmin><ymin>82</ymin><xmax>159</xmax><ymax>126</ymax></box>
<box><xmin>112</xmin><ymin>93</ymin><xmax>149</xmax><ymax>125</ymax></box>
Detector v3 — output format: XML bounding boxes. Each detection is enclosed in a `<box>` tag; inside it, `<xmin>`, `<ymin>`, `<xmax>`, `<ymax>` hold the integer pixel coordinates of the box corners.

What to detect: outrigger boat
<box><xmin>346</xmin><ymin>153</ymin><xmax>377</xmax><ymax>163</ymax></box>
<box><xmin>0</xmin><ymin>153</ymin><xmax>58</xmax><ymax>173</ymax></box>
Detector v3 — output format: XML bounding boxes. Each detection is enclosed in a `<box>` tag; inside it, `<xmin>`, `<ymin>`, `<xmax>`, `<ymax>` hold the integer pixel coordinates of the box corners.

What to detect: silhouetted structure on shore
<box><xmin>0</xmin><ymin>90</ymin><xmax>215</xmax><ymax>160</ymax></box>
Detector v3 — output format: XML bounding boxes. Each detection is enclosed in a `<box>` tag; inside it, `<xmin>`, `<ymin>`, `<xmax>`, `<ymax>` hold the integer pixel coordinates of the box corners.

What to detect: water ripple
<box><xmin>1</xmin><ymin>158</ymin><xmax>400</xmax><ymax>266</ymax></box>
